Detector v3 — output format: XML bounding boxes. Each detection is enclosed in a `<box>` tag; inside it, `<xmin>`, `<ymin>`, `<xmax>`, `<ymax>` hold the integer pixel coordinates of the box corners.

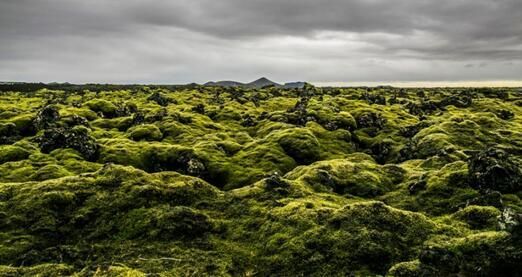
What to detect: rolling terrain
<box><xmin>0</xmin><ymin>83</ymin><xmax>521</xmax><ymax>276</ymax></box>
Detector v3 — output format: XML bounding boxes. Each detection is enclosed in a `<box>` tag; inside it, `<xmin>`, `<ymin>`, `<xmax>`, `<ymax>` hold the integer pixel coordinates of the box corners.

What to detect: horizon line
<box><xmin>2</xmin><ymin>80</ymin><xmax>522</xmax><ymax>88</ymax></box>
<box><xmin>312</xmin><ymin>80</ymin><xmax>522</xmax><ymax>88</ymax></box>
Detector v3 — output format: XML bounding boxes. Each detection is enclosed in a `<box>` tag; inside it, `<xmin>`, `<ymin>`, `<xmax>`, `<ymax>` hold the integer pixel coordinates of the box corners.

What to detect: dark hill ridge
<box><xmin>204</xmin><ymin>77</ymin><xmax>306</xmax><ymax>89</ymax></box>
<box><xmin>283</xmin><ymin>81</ymin><xmax>307</xmax><ymax>89</ymax></box>
<box><xmin>245</xmin><ymin>77</ymin><xmax>281</xmax><ymax>88</ymax></box>
<box><xmin>203</xmin><ymin>80</ymin><xmax>244</xmax><ymax>87</ymax></box>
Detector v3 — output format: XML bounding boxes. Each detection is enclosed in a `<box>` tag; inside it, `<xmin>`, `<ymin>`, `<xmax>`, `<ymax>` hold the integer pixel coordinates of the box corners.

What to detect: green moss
<box><xmin>0</xmin><ymin>122</ymin><xmax>17</xmax><ymax>136</ymax></box>
<box><xmin>334</xmin><ymin>111</ymin><xmax>357</xmax><ymax>130</ymax></box>
<box><xmin>274</xmin><ymin>128</ymin><xmax>321</xmax><ymax>164</ymax></box>
<box><xmin>60</xmin><ymin>107</ymin><xmax>99</xmax><ymax>121</ymax></box>
<box><xmin>0</xmin><ymin>145</ymin><xmax>30</xmax><ymax>164</ymax></box>
<box><xmin>286</xmin><ymin>154</ymin><xmax>396</xmax><ymax>197</ymax></box>
<box><xmin>93</xmin><ymin>266</ymin><xmax>146</xmax><ymax>276</ymax></box>
<box><xmin>0</xmin><ymin>263</ymin><xmax>74</xmax><ymax>276</ymax></box>
<box><xmin>0</xmin><ymin>164</ymin><xmax>223</xmax><ymax>269</ymax></box>
<box><xmin>256</xmin><ymin>201</ymin><xmax>438</xmax><ymax>275</ymax></box>
<box><xmin>225</xmin><ymin>143</ymin><xmax>295</xmax><ymax>189</ymax></box>
<box><xmin>418</xmin><ymin>231</ymin><xmax>520</xmax><ymax>275</ymax></box>
<box><xmin>118</xmin><ymin>205</ymin><xmax>213</xmax><ymax>239</ymax></box>
<box><xmin>92</xmin><ymin>117</ymin><xmax>133</xmax><ymax>131</ymax></box>
<box><xmin>127</xmin><ymin>124</ymin><xmax>163</xmax><ymax>141</ymax></box>
<box><xmin>9</xmin><ymin>114</ymin><xmax>36</xmax><ymax>135</ymax></box>
<box><xmin>0</xmin><ymin>85</ymin><xmax>520</xmax><ymax>275</ymax></box>
<box><xmin>30</xmin><ymin>164</ymin><xmax>73</xmax><ymax>181</ymax></box>
<box><xmin>84</xmin><ymin>99</ymin><xmax>119</xmax><ymax>118</ymax></box>
<box><xmin>387</xmin><ymin>260</ymin><xmax>427</xmax><ymax>277</ymax></box>
<box><xmin>381</xmin><ymin>161</ymin><xmax>482</xmax><ymax>216</ymax></box>
<box><xmin>453</xmin><ymin>205</ymin><xmax>501</xmax><ymax>230</ymax></box>
<box><xmin>415</xmin><ymin>133</ymin><xmax>455</xmax><ymax>158</ymax></box>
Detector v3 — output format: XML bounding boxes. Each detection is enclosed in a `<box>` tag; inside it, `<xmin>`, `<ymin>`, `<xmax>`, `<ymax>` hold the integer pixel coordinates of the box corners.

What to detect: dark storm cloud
<box><xmin>0</xmin><ymin>0</ymin><xmax>521</xmax><ymax>83</ymax></box>
<box><xmin>129</xmin><ymin>0</ymin><xmax>522</xmax><ymax>60</ymax></box>
<box><xmin>131</xmin><ymin>0</ymin><xmax>522</xmax><ymax>39</ymax></box>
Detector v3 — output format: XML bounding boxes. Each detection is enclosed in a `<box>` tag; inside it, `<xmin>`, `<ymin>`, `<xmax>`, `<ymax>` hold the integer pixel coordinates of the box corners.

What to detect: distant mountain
<box><xmin>283</xmin><ymin>82</ymin><xmax>306</xmax><ymax>89</ymax></box>
<box><xmin>245</xmin><ymin>77</ymin><xmax>282</xmax><ymax>88</ymax></box>
<box><xmin>204</xmin><ymin>77</ymin><xmax>306</xmax><ymax>89</ymax></box>
<box><xmin>203</xmin><ymin>80</ymin><xmax>244</xmax><ymax>87</ymax></box>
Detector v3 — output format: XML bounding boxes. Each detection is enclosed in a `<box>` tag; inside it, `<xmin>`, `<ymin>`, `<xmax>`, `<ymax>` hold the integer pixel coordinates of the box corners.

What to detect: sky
<box><xmin>1</xmin><ymin>0</ymin><xmax>521</xmax><ymax>85</ymax></box>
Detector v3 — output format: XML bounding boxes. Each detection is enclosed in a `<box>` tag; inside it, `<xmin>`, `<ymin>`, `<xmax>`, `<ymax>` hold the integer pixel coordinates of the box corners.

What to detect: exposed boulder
<box><xmin>399</xmin><ymin>121</ymin><xmax>431</xmax><ymax>138</ymax></box>
<box><xmin>142</xmin><ymin>147</ymin><xmax>207</xmax><ymax>179</ymax></box>
<box><xmin>498</xmin><ymin>208</ymin><xmax>521</xmax><ymax>240</ymax></box>
<box><xmin>355</xmin><ymin>112</ymin><xmax>387</xmax><ymax>130</ymax></box>
<box><xmin>192</xmin><ymin>104</ymin><xmax>206</xmax><ymax>114</ymax></box>
<box><xmin>369</xmin><ymin>140</ymin><xmax>394</xmax><ymax>164</ymax></box>
<box><xmin>131</xmin><ymin>111</ymin><xmax>145</xmax><ymax>125</ymax></box>
<box><xmin>416</xmin><ymin>90</ymin><xmax>426</xmax><ymax>98</ymax></box>
<box><xmin>405</xmin><ymin>93</ymin><xmax>473</xmax><ymax>116</ymax></box>
<box><xmin>287</xmin><ymin>95</ymin><xmax>312</xmax><ymax>126</ymax></box>
<box><xmin>468</xmin><ymin>147</ymin><xmax>522</xmax><ymax>193</ymax></box>
<box><xmin>147</xmin><ymin>91</ymin><xmax>170</xmax><ymax>106</ymax></box>
<box><xmin>241</xmin><ymin>114</ymin><xmax>257</xmax><ymax>127</ymax></box>
<box><xmin>250</xmin><ymin>93</ymin><xmax>261</xmax><ymax>107</ymax></box>
<box><xmin>37</xmin><ymin>126</ymin><xmax>99</xmax><ymax>161</ymax></box>
<box><xmin>285</xmin><ymin>85</ymin><xmax>317</xmax><ymax>126</ymax></box>
<box><xmin>496</xmin><ymin>109</ymin><xmax>515</xmax><ymax>120</ymax></box>
<box><xmin>405</xmin><ymin>100</ymin><xmax>438</xmax><ymax>116</ymax></box>
<box><xmin>361</xmin><ymin>92</ymin><xmax>386</xmax><ymax>105</ymax></box>
<box><xmin>34</xmin><ymin>105</ymin><xmax>60</xmax><ymax>130</ymax></box>
<box><xmin>388</xmin><ymin>94</ymin><xmax>399</xmax><ymax>105</ymax></box>
<box><xmin>63</xmin><ymin>115</ymin><xmax>89</xmax><ymax>128</ymax></box>
<box><xmin>461</xmin><ymin>190</ymin><xmax>503</xmax><ymax>208</ymax></box>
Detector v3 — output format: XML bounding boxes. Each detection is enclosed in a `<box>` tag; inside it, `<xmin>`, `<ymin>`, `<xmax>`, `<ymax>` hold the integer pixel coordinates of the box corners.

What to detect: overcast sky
<box><xmin>1</xmin><ymin>0</ymin><xmax>521</xmax><ymax>84</ymax></box>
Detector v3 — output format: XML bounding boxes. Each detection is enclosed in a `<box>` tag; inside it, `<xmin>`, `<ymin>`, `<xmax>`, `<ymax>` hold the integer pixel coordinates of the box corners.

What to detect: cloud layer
<box><xmin>1</xmin><ymin>0</ymin><xmax>521</xmax><ymax>83</ymax></box>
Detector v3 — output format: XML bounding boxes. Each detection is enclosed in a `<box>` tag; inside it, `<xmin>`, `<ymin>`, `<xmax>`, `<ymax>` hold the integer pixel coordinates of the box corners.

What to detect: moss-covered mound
<box><xmin>0</xmin><ymin>84</ymin><xmax>520</xmax><ymax>275</ymax></box>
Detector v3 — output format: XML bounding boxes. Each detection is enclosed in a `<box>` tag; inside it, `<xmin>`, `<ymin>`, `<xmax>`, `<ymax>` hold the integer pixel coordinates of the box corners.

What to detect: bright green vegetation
<box><xmin>0</xmin><ymin>83</ymin><xmax>521</xmax><ymax>276</ymax></box>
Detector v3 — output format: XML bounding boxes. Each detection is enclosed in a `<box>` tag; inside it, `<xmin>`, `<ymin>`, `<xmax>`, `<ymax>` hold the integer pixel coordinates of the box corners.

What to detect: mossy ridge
<box><xmin>388</xmin><ymin>231</ymin><xmax>521</xmax><ymax>276</ymax></box>
<box><xmin>0</xmin><ymin>165</ymin><xmax>224</xmax><ymax>270</ymax></box>
<box><xmin>227</xmin><ymin>198</ymin><xmax>444</xmax><ymax>276</ymax></box>
<box><xmin>285</xmin><ymin>153</ymin><xmax>400</xmax><ymax>197</ymax></box>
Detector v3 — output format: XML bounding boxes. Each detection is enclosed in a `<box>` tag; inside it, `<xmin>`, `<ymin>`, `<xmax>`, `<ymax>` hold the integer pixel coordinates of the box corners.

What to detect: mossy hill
<box><xmin>0</xmin><ymin>83</ymin><xmax>521</xmax><ymax>276</ymax></box>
